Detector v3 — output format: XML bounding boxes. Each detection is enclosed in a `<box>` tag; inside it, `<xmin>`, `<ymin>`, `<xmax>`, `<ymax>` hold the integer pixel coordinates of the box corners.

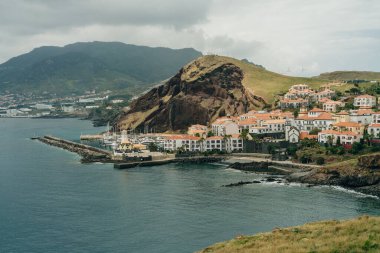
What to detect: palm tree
<box><xmin>223</xmin><ymin>134</ymin><xmax>232</xmax><ymax>152</ymax></box>
<box><xmin>239</xmin><ymin>129</ymin><xmax>249</xmax><ymax>140</ymax></box>
<box><xmin>327</xmin><ymin>135</ymin><xmax>334</xmax><ymax>147</ymax></box>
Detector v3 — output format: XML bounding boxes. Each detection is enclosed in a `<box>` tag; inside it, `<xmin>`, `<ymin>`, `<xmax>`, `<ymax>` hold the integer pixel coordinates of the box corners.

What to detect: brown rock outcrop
<box><xmin>116</xmin><ymin>57</ymin><xmax>264</xmax><ymax>132</ymax></box>
<box><xmin>358</xmin><ymin>154</ymin><xmax>380</xmax><ymax>169</ymax></box>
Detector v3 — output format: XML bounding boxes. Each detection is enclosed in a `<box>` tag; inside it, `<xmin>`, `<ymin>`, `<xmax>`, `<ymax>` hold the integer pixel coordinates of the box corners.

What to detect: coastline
<box><xmin>225</xmin><ymin>154</ymin><xmax>380</xmax><ymax>198</ymax></box>
<box><xmin>32</xmin><ymin>134</ymin><xmax>380</xmax><ymax>198</ymax></box>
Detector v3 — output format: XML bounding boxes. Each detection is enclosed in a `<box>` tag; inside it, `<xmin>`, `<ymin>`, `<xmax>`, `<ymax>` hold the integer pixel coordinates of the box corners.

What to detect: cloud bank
<box><xmin>0</xmin><ymin>0</ymin><xmax>379</xmax><ymax>76</ymax></box>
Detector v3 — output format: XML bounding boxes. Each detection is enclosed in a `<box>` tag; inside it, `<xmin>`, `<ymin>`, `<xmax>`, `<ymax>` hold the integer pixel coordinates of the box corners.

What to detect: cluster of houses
<box><xmin>280</xmin><ymin>84</ymin><xmax>343</xmax><ymax>112</ymax></box>
<box><xmin>161</xmin><ymin>84</ymin><xmax>380</xmax><ymax>152</ymax></box>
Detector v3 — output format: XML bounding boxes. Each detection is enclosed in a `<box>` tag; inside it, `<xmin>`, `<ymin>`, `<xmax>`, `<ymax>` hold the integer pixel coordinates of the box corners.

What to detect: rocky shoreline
<box><xmin>287</xmin><ymin>167</ymin><xmax>380</xmax><ymax>198</ymax></box>
<box><xmin>227</xmin><ymin>158</ymin><xmax>380</xmax><ymax>198</ymax></box>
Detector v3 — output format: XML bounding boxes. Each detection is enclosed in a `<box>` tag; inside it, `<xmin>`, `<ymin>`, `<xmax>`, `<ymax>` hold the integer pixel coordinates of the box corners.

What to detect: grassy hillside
<box><xmin>315</xmin><ymin>71</ymin><xmax>380</xmax><ymax>81</ymax></box>
<box><xmin>199</xmin><ymin>216</ymin><xmax>380</xmax><ymax>253</ymax></box>
<box><xmin>185</xmin><ymin>55</ymin><xmax>326</xmax><ymax>103</ymax></box>
<box><xmin>0</xmin><ymin>41</ymin><xmax>202</xmax><ymax>95</ymax></box>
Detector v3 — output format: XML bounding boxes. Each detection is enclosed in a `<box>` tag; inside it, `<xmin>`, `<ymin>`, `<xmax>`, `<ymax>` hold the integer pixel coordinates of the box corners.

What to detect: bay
<box><xmin>0</xmin><ymin>118</ymin><xmax>379</xmax><ymax>253</ymax></box>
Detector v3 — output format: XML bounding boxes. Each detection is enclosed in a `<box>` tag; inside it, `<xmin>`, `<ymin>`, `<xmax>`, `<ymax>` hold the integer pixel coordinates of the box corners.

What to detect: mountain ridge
<box><xmin>0</xmin><ymin>41</ymin><xmax>202</xmax><ymax>95</ymax></box>
<box><xmin>314</xmin><ymin>70</ymin><xmax>380</xmax><ymax>81</ymax></box>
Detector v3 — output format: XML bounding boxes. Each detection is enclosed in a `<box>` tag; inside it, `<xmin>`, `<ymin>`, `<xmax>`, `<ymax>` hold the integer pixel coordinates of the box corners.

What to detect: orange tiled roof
<box><xmin>355</xmin><ymin>94</ymin><xmax>376</xmax><ymax>99</ymax></box>
<box><xmin>238</xmin><ymin>118</ymin><xmax>258</xmax><ymax>126</ymax></box>
<box><xmin>333</xmin><ymin>122</ymin><xmax>362</xmax><ymax>127</ymax></box>
<box><xmin>336</xmin><ymin>111</ymin><xmax>349</xmax><ymax>115</ymax></box>
<box><xmin>319</xmin><ymin>130</ymin><xmax>359</xmax><ymax>136</ymax></box>
<box><xmin>309</xmin><ymin>107</ymin><xmax>325</xmax><ymax>112</ymax></box>
<box><xmin>165</xmin><ymin>135</ymin><xmax>201</xmax><ymax>140</ymax></box>
<box><xmin>263</xmin><ymin>119</ymin><xmax>286</xmax><ymax>124</ymax></box>
<box><xmin>316</xmin><ymin>112</ymin><xmax>334</xmax><ymax>120</ymax></box>
<box><xmin>300</xmin><ymin>131</ymin><xmax>318</xmax><ymax>140</ymax></box>
<box><xmin>280</xmin><ymin>98</ymin><xmax>308</xmax><ymax>103</ymax></box>
<box><xmin>297</xmin><ymin>112</ymin><xmax>334</xmax><ymax>120</ymax></box>
<box><xmin>356</xmin><ymin>109</ymin><xmax>374</xmax><ymax>115</ymax></box>
<box><xmin>206</xmin><ymin>136</ymin><xmax>224</xmax><ymax>140</ymax></box>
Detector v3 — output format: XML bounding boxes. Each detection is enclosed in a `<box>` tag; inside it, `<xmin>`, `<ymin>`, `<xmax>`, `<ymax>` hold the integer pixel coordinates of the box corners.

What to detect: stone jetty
<box><xmin>114</xmin><ymin>156</ymin><xmax>225</xmax><ymax>169</ymax></box>
<box><xmin>36</xmin><ymin>136</ymin><xmax>112</xmax><ymax>163</ymax></box>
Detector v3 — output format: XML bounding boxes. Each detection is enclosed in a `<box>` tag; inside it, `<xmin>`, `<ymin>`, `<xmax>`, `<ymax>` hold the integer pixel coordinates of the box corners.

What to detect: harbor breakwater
<box><xmin>114</xmin><ymin>156</ymin><xmax>225</xmax><ymax>169</ymax></box>
<box><xmin>36</xmin><ymin>136</ymin><xmax>112</xmax><ymax>163</ymax></box>
<box><xmin>35</xmin><ymin>135</ymin><xmax>226</xmax><ymax>167</ymax></box>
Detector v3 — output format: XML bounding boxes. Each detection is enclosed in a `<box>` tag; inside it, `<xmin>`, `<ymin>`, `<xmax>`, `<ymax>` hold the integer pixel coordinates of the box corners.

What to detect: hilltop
<box><xmin>116</xmin><ymin>56</ymin><xmax>260</xmax><ymax>132</ymax></box>
<box><xmin>0</xmin><ymin>41</ymin><xmax>202</xmax><ymax>95</ymax></box>
<box><xmin>315</xmin><ymin>71</ymin><xmax>380</xmax><ymax>81</ymax></box>
<box><xmin>116</xmin><ymin>55</ymin><xmax>327</xmax><ymax>132</ymax></box>
<box><xmin>190</xmin><ymin>55</ymin><xmax>326</xmax><ymax>103</ymax></box>
<box><xmin>198</xmin><ymin>216</ymin><xmax>380</xmax><ymax>253</ymax></box>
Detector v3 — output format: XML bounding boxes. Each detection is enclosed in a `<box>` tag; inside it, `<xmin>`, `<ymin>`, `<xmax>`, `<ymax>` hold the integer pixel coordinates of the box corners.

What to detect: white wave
<box><xmin>317</xmin><ymin>185</ymin><xmax>380</xmax><ymax>200</ymax></box>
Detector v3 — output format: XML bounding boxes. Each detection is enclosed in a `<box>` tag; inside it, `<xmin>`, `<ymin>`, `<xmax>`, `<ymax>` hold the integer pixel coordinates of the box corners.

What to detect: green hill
<box><xmin>314</xmin><ymin>71</ymin><xmax>380</xmax><ymax>81</ymax></box>
<box><xmin>0</xmin><ymin>41</ymin><xmax>202</xmax><ymax>95</ymax></box>
<box><xmin>183</xmin><ymin>55</ymin><xmax>326</xmax><ymax>103</ymax></box>
<box><xmin>198</xmin><ymin>216</ymin><xmax>380</xmax><ymax>253</ymax></box>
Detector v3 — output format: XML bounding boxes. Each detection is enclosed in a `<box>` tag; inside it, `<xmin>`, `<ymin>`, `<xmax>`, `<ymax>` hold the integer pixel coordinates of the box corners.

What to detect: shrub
<box><xmin>337</xmin><ymin>146</ymin><xmax>345</xmax><ymax>155</ymax></box>
<box><xmin>316</xmin><ymin>157</ymin><xmax>325</xmax><ymax>165</ymax></box>
<box><xmin>300</xmin><ymin>154</ymin><xmax>312</xmax><ymax>164</ymax></box>
<box><xmin>350</xmin><ymin>142</ymin><xmax>364</xmax><ymax>154</ymax></box>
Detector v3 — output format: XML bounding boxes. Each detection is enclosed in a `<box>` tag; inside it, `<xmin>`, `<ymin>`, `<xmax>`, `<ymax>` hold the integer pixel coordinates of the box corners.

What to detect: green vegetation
<box><xmin>315</xmin><ymin>71</ymin><xmax>380</xmax><ymax>81</ymax></box>
<box><xmin>199</xmin><ymin>216</ymin><xmax>380</xmax><ymax>253</ymax></box>
<box><xmin>0</xmin><ymin>41</ymin><xmax>202</xmax><ymax>95</ymax></box>
<box><xmin>186</xmin><ymin>55</ymin><xmax>327</xmax><ymax>104</ymax></box>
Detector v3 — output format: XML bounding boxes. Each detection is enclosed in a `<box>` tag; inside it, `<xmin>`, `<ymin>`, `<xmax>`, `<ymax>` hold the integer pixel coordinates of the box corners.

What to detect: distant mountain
<box><xmin>0</xmin><ymin>41</ymin><xmax>202</xmax><ymax>95</ymax></box>
<box><xmin>314</xmin><ymin>71</ymin><xmax>380</xmax><ymax>81</ymax></box>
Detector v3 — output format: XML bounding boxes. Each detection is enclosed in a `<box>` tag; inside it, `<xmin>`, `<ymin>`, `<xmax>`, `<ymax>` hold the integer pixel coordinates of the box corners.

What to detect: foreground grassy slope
<box><xmin>185</xmin><ymin>55</ymin><xmax>326</xmax><ymax>103</ymax></box>
<box><xmin>199</xmin><ymin>216</ymin><xmax>380</xmax><ymax>253</ymax></box>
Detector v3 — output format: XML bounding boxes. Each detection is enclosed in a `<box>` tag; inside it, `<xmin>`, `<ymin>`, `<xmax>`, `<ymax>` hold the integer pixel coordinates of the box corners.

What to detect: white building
<box><xmin>313</xmin><ymin>89</ymin><xmax>335</xmax><ymax>101</ymax></box>
<box><xmin>285</xmin><ymin>126</ymin><xmax>300</xmax><ymax>143</ymax></box>
<box><xmin>322</xmin><ymin>100</ymin><xmax>344</xmax><ymax>112</ymax></box>
<box><xmin>354</xmin><ymin>95</ymin><xmax>376</xmax><ymax>108</ymax></box>
<box><xmin>34</xmin><ymin>104</ymin><xmax>54</xmax><ymax>110</ymax></box>
<box><xmin>163</xmin><ymin>135</ymin><xmax>201</xmax><ymax>152</ymax></box>
<box><xmin>204</xmin><ymin>136</ymin><xmax>224</xmax><ymax>151</ymax></box>
<box><xmin>225</xmin><ymin>134</ymin><xmax>244</xmax><ymax>152</ymax></box>
<box><xmin>349</xmin><ymin>109</ymin><xmax>374</xmax><ymax>125</ymax></box>
<box><xmin>261</xmin><ymin>119</ymin><xmax>286</xmax><ymax>133</ymax></box>
<box><xmin>279</xmin><ymin>98</ymin><xmax>309</xmax><ymax>109</ymax></box>
<box><xmin>295</xmin><ymin>109</ymin><xmax>336</xmax><ymax>131</ymax></box>
<box><xmin>211</xmin><ymin>117</ymin><xmax>239</xmax><ymax>136</ymax></box>
<box><xmin>368</xmin><ymin>124</ymin><xmax>380</xmax><ymax>137</ymax></box>
<box><xmin>318</xmin><ymin>130</ymin><xmax>362</xmax><ymax>145</ymax></box>
<box><xmin>372</xmin><ymin>112</ymin><xmax>380</xmax><ymax>124</ymax></box>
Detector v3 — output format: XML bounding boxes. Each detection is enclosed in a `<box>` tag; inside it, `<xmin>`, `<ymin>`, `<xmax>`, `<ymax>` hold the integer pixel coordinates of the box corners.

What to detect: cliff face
<box><xmin>116</xmin><ymin>57</ymin><xmax>263</xmax><ymax>132</ymax></box>
<box><xmin>288</xmin><ymin>153</ymin><xmax>380</xmax><ymax>197</ymax></box>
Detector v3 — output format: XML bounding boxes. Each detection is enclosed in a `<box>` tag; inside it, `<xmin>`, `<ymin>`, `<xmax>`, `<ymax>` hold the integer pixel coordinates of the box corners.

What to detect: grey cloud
<box><xmin>0</xmin><ymin>0</ymin><xmax>379</xmax><ymax>76</ymax></box>
<box><xmin>0</xmin><ymin>0</ymin><xmax>212</xmax><ymax>35</ymax></box>
<box><xmin>336</xmin><ymin>29</ymin><xmax>380</xmax><ymax>39</ymax></box>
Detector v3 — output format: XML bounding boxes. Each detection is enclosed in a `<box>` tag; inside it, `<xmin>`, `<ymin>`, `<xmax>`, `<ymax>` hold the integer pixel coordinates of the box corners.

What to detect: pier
<box><xmin>36</xmin><ymin>135</ymin><xmax>112</xmax><ymax>163</ymax></box>
<box><xmin>114</xmin><ymin>156</ymin><xmax>225</xmax><ymax>169</ymax></box>
<box><xmin>35</xmin><ymin>136</ymin><xmax>226</xmax><ymax>167</ymax></box>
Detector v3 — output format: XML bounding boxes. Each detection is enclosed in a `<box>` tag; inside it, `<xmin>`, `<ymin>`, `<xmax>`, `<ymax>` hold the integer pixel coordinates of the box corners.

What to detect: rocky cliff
<box><xmin>288</xmin><ymin>153</ymin><xmax>380</xmax><ymax>197</ymax></box>
<box><xmin>116</xmin><ymin>56</ymin><xmax>264</xmax><ymax>132</ymax></box>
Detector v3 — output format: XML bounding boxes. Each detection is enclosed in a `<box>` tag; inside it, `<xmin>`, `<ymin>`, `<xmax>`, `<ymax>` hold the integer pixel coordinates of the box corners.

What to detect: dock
<box><xmin>80</xmin><ymin>134</ymin><xmax>103</xmax><ymax>140</ymax></box>
<box><xmin>34</xmin><ymin>135</ymin><xmax>226</xmax><ymax>167</ymax></box>
<box><xmin>36</xmin><ymin>135</ymin><xmax>112</xmax><ymax>163</ymax></box>
<box><xmin>114</xmin><ymin>156</ymin><xmax>225</xmax><ymax>169</ymax></box>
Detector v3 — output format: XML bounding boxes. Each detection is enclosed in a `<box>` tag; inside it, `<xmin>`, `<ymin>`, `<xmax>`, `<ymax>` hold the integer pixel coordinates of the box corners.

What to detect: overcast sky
<box><xmin>0</xmin><ymin>0</ymin><xmax>379</xmax><ymax>76</ymax></box>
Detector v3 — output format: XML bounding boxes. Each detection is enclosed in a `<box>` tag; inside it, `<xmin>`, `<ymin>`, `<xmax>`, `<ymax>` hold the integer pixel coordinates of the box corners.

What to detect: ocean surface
<box><xmin>1</xmin><ymin>118</ymin><xmax>380</xmax><ymax>253</ymax></box>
